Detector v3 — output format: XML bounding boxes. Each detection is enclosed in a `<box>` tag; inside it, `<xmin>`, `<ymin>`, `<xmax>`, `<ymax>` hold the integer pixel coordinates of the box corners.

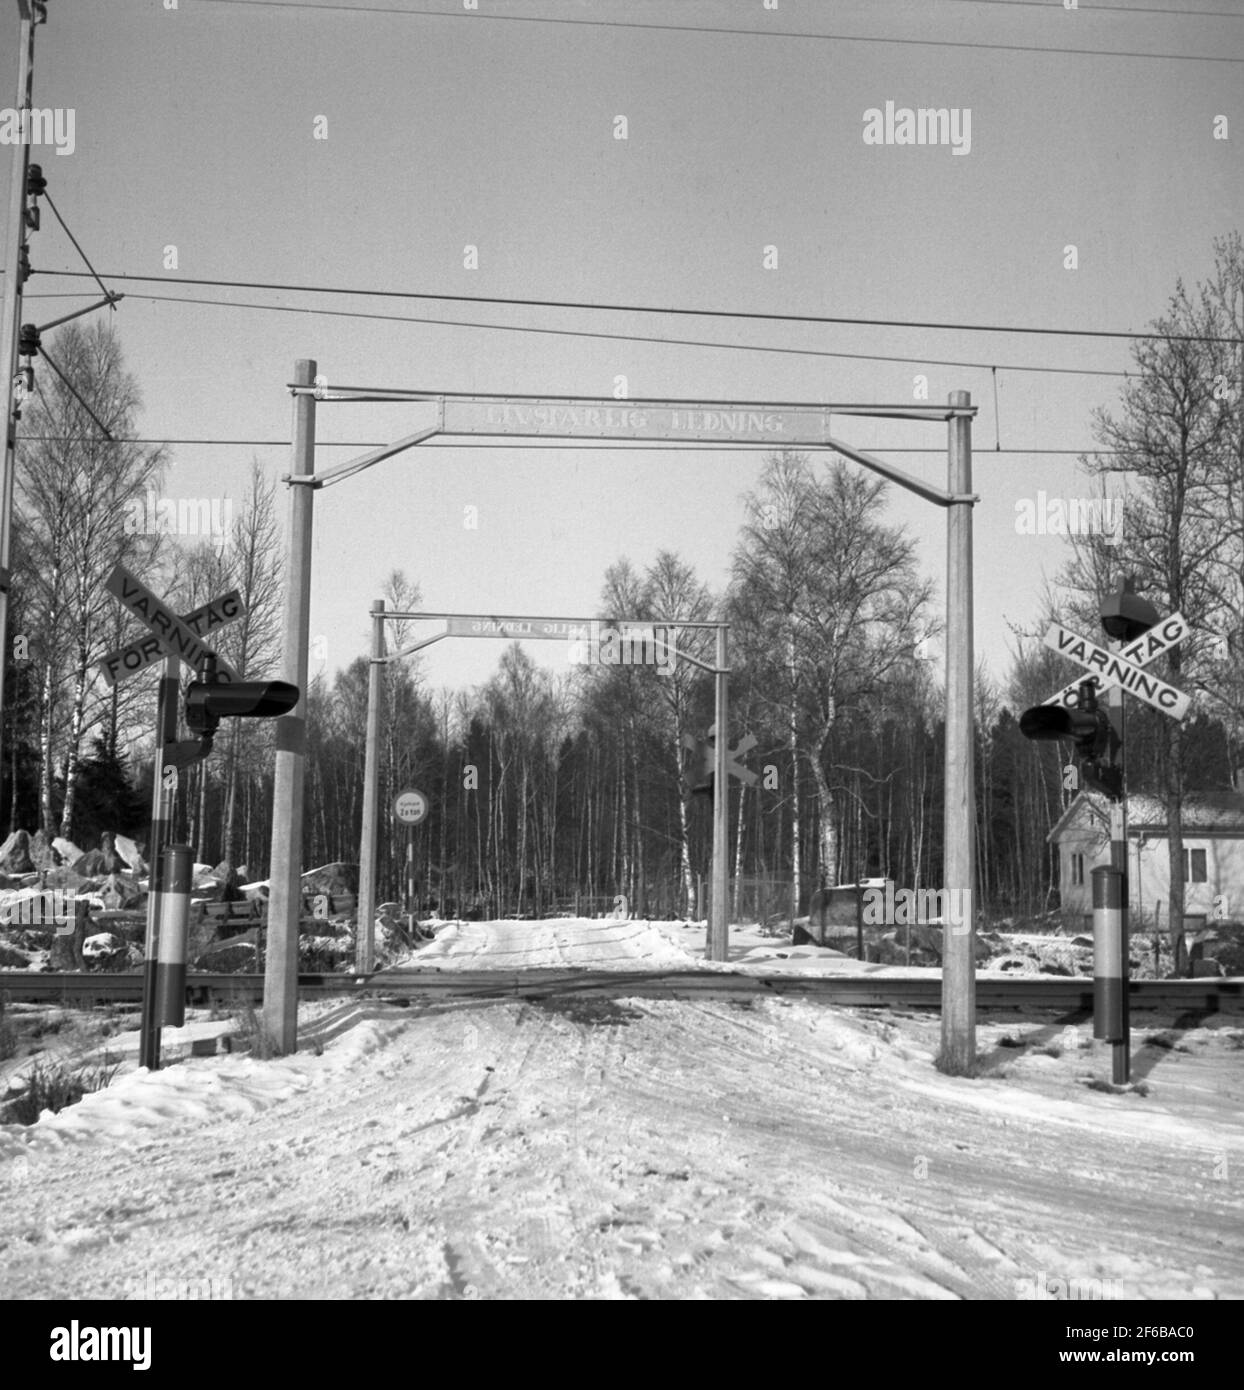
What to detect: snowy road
<box><xmin>406</xmin><ymin>916</ymin><xmax>706</xmax><ymax>971</ymax></box>
<box><xmin>3</xmin><ymin>920</ymin><xmax>1243</xmax><ymax>1300</ymax></box>
<box><xmin>3</xmin><ymin>981</ymin><xmax>1242</xmax><ymax>1299</ymax></box>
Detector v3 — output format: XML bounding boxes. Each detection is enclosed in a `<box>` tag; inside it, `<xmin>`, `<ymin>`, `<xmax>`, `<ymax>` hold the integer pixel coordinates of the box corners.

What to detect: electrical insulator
<box><xmin>18</xmin><ymin>324</ymin><xmax>40</xmax><ymax>359</ymax></box>
<box><xmin>24</xmin><ymin>164</ymin><xmax>44</xmax><ymax>230</ymax></box>
<box><xmin>12</xmin><ymin>364</ymin><xmax>34</xmax><ymax>417</ymax></box>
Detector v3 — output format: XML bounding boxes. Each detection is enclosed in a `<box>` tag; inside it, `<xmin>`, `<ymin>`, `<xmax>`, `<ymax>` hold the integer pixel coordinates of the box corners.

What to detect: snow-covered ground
<box><xmin>1</xmin><ymin>916</ymin><xmax>1241</xmax><ymax>1300</ymax></box>
<box><xmin>408</xmin><ymin>916</ymin><xmax>703</xmax><ymax>971</ymax></box>
<box><xmin>394</xmin><ymin>915</ymin><xmax>1102</xmax><ymax>979</ymax></box>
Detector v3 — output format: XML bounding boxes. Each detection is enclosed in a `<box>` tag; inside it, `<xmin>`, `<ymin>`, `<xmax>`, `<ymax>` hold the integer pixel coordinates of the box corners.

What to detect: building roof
<box><xmin>1048</xmin><ymin>790</ymin><xmax>1244</xmax><ymax>844</ymax></box>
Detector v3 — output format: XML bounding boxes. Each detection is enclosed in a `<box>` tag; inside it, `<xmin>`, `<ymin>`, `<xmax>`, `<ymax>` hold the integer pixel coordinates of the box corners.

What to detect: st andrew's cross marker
<box><xmin>99</xmin><ymin>589</ymin><xmax>246</xmax><ymax>687</ymax></box>
<box><xmin>1041</xmin><ymin>620</ymin><xmax>1192</xmax><ymax>720</ymax></box>
<box><xmin>1043</xmin><ymin>611</ymin><xmax>1189</xmax><ymax>711</ymax></box>
<box><xmin>99</xmin><ymin>565</ymin><xmax>242</xmax><ymax>685</ymax></box>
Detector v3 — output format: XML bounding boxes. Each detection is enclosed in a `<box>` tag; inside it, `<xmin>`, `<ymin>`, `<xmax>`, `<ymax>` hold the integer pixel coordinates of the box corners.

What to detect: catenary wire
<box><xmin>20</xmin><ymin>287</ymin><xmax>1134</xmax><ymax>379</ymax></box>
<box><xmin>28</xmin><ymin>269</ymin><xmax>1239</xmax><ymax>344</ymax></box>
<box><xmin>187</xmin><ymin>0</ymin><xmax>1244</xmax><ymax>63</ymax></box>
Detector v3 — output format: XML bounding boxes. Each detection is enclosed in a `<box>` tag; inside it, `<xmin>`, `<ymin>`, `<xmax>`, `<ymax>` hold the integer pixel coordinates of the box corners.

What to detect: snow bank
<box><xmin>0</xmin><ymin>1011</ymin><xmax>407</xmax><ymax>1159</ymax></box>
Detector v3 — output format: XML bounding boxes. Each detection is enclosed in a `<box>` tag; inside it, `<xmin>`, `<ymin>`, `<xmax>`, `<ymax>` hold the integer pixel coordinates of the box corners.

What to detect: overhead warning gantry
<box><xmin>354</xmin><ymin>607</ymin><xmax>729</xmax><ymax>974</ymax></box>
<box><xmin>265</xmin><ymin>367</ymin><xmax>978</xmax><ymax>1072</ymax></box>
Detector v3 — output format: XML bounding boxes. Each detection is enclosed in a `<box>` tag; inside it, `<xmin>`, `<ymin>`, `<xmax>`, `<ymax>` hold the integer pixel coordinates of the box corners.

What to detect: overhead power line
<box><xmin>189</xmin><ymin>0</ymin><xmax>1244</xmax><ymax>63</ymax></box>
<box><xmin>19</xmin><ymin>287</ymin><xmax>1132</xmax><ymax>379</ymax></box>
<box><xmin>29</xmin><ymin>269</ymin><xmax>1240</xmax><ymax>344</ymax></box>
<box><xmin>951</xmin><ymin>0</ymin><xmax>1243</xmax><ymax>12</ymax></box>
<box><xmin>30</xmin><ymin>288</ymin><xmax>1127</xmax><ymax>380</ymax></box>
<box><xmin>17</xmin><ymin>435</ymin><xmax>1125</xmax><ymax>455</ymax></box>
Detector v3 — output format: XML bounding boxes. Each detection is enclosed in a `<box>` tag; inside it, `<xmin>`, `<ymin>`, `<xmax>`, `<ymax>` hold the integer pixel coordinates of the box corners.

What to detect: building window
<box><xmin>1183</xmin><ymin>848</ymin><xmax>1207</xmax><ymax>883</ymax></box>
<box><xmin>1071</xmin><ymin>853</ymin><xmax>1085</xmax><ymax>886</ymax></box>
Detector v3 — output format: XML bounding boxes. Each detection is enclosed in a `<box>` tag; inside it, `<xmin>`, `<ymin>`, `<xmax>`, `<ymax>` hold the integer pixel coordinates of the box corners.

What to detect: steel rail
<box><xmin>1</xmin><ymin>971</ymin><xmax>1239</xmax><ymax>1014</ymax></box>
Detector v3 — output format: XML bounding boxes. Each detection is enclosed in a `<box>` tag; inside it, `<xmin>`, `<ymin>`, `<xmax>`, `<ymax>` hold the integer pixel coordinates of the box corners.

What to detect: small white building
<box><xmin>1048</xmin><ymin>790</ymin><xmax>1244</xmax><ymax>929</ymax></box>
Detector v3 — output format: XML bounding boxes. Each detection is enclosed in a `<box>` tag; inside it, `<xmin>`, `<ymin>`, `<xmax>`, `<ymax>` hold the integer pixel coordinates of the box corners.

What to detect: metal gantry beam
<box><xmin>281</xmin><ymin>390</ymin><xmax>978</xmax><ymax>507</ymax></box>
<box><xmin>288</xmin><ymin>383</ymin><xmax>973</xmax><ymax>421</ymax></box>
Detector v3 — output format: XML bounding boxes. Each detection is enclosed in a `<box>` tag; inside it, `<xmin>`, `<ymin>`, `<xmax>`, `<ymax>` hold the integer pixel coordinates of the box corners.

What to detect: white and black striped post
<box><xmin>155</xmin><ymin>844</ymin><xmax>194</xmax><ymax>1032</ymax></box>
<box><xmin>139</xmin><ymin>657</ymin><xmax>180</xmax><ymax>1070</ymax></box>
<box><xmin>1092</xmin><ymin>864</ymin><xmax>1128</xmax><ymax>1083</ymax></box>
<box><xmin>1105</xmin><ymin>632</ymin><xmax>1130</xmax><ymax>1085</ymax></box>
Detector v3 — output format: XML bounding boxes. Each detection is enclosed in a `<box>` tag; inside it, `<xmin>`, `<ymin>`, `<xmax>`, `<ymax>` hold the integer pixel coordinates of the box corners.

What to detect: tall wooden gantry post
<box><xmin>264</xmin><ymin>358</ymin><xmax>316</xmax><ymax>1053</ymax></box>
<box><xmin>940</xmin><ymin>390</ymin><xmax>976</xmax><ymax>1074</ymax></box>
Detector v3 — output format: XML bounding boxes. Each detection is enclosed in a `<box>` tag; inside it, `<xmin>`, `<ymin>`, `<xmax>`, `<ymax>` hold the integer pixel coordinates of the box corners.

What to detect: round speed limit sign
<box><xmin>393</xmin><ymin>788</ymin><xmax>429</xmax><ymax>825</ymax></box>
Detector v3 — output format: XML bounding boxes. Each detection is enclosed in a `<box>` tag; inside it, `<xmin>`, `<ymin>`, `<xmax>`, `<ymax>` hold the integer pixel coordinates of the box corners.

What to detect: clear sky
<box><xmin>2</xmin><ymin>0</ymin><xmax>1241</xmax><ymax>702</ymax></box>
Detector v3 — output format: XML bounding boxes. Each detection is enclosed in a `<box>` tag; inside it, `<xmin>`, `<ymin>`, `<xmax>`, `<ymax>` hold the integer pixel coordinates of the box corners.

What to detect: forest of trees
<box><xmin>5</xmin><ymin>234</ymin><xmax>1242</xmax><ymax>928</ymax></box>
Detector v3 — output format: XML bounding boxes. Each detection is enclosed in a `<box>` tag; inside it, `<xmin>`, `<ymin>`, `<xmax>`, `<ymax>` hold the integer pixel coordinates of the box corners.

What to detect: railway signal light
<box><xmin>185</xmin><ymin>677</ymin><xmax>299</xmax><ymax>741</ymax></box>
<box><xmin>1019</xmin><ymin>681</ymin><xmax>1122</xmax><ymax>800</ymax></box>
<box><xmin>683</xmin><ymin>735</ymin><xmax>716</xmax><ymax>798</ymax></box>
<box><xmin>1099</xmin><ymin>580</ymin><xmax>1158</xmax><ymax>644</ymax></box>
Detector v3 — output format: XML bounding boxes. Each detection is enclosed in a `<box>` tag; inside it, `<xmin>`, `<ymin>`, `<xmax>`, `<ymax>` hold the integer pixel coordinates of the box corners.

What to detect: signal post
<box><xmin>99</xmin><ymin>563</ymin><xmax>296</xmax><ymax>1068</ymax></box>
<box><xmin>1020</xmin><ymin>582</ymin><xmax>1191</xmax><ymax>1084</ymax></box>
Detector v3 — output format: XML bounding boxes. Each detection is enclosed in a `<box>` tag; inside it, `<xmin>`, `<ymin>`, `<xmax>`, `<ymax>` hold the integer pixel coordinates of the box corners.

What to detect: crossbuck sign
<box><xmin>98</xmin><ymin>565</ymin><xmax>242</xmax><ymax>687</ymax></box>
<box><xmin>1042</xmin><ymin>615</ymin><xmax>1192</xmax><ymax>720</ymax></box>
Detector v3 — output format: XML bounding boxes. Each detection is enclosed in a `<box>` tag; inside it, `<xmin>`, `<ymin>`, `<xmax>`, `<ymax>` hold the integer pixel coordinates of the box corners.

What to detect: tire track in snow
<box><xmin>4</xmin><ymin>988</ymin><xmax>1242</xmax><ymax>1299</ymax></box>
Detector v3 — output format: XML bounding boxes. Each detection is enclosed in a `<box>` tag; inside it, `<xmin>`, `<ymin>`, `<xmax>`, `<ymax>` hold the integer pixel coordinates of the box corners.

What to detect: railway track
<box><xmin>1</xmin><ymin>968</ymin><xmax>1241</xmax><ymax>1015</ymax></box>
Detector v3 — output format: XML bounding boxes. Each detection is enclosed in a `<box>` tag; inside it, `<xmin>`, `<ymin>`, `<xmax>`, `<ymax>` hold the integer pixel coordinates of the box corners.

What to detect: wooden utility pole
<box><xmin>940</xmin><ymin>390</ymin><xmax>976</xmax><ymax>1074</ymax></box>
<box><xmin>355</xmin><ymin>598</ymin><xmax>385</xmax><ymax>974</ymax></box>
<box><xmin>264</xmin><ymin>359</ymin><xmax>316</xmax><ymax>1053</ymax></box>
<box><xmin>0</xmin><ymin>3</ymin><xmax>40</xmax><ymax>799</ymax></box>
